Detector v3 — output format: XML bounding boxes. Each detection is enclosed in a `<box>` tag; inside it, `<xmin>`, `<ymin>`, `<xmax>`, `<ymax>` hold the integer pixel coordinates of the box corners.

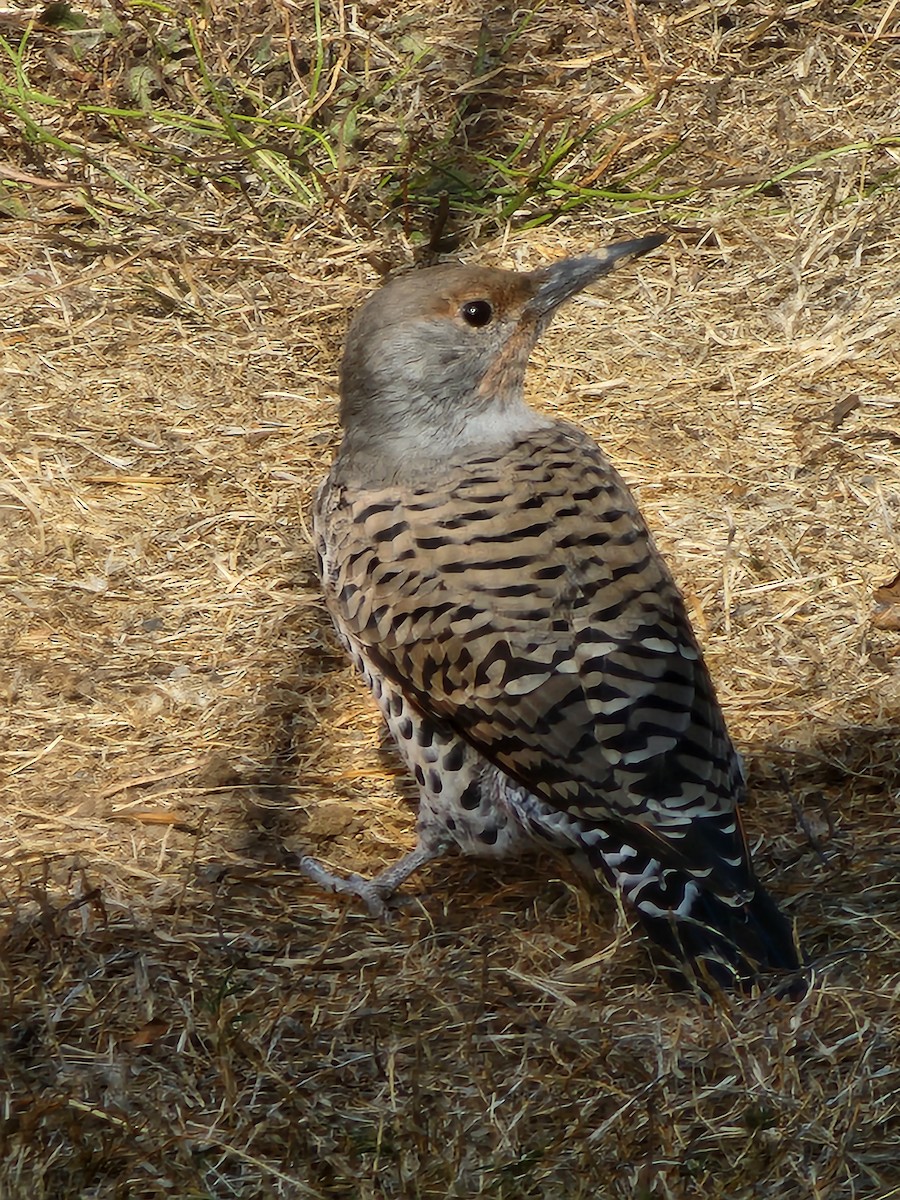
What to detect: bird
<box><xmin>302</xmin><ymin>234</ymin><xmax>802</xmax><ymax>993</ymax></box>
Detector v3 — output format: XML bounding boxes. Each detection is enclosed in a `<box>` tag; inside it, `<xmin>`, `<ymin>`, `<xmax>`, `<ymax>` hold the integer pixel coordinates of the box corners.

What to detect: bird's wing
<box><xmin>316</xmin><ymin>424</ymin><xmax>751</xmax><ymax>893</ymax></box>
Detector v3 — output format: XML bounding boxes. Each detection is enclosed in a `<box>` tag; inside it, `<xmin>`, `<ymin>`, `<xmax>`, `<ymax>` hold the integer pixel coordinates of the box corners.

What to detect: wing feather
<box><xmin>316</xmin><ymin>424</ymin><xmax>752</xmax><ymax>894</ymax></box>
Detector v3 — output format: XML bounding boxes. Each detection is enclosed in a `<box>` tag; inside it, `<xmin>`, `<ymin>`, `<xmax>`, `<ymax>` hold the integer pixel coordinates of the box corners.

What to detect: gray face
<box><xmin>338</xmin><ymin>264</ymin><xmax>540</xmax><ymax>440</ymax></box>
<box><xmin>334</xmin><ymin>236</ymin><xmax>667</xmax><ymax>476</ymax></box>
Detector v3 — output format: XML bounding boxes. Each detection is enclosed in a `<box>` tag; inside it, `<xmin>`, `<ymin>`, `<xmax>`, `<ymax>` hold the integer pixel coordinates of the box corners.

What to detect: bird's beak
<box><xmin>526</xmin><ymin>233</ymin><xmax>667</xmax><ymax>317</ymax></box>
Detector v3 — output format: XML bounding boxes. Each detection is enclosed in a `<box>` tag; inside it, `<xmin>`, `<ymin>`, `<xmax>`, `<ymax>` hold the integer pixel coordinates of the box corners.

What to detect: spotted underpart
<box><xmin>307</xmin><ymin>239</ymin><xmax>801</xmax><ymax>993</ymax></box>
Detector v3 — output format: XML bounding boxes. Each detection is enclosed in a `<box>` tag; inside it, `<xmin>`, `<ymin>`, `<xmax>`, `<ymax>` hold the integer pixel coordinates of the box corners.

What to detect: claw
<box><xmin>298</xmin><ymin>856</ymin><xmax>392</xmax><ymax>918</ymax></box>
<box><xmin>298</xmin><ymin>838</ymin><xmax>451</xmax><ymax>918</ymax></box>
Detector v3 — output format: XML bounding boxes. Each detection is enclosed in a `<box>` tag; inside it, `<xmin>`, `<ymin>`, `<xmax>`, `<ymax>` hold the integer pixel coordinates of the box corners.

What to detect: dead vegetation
<box><xmin>2</xmin><ymin>1</ymin><xmax>900</xmax><ymax>1196</ymax></box>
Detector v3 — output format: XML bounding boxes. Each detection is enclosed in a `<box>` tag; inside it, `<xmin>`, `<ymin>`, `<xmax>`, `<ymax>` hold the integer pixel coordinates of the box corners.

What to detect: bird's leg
<box><xmin>299</xmin><ymin>837</ymin><xmax>451</xmax><ymax>918</ymax></box>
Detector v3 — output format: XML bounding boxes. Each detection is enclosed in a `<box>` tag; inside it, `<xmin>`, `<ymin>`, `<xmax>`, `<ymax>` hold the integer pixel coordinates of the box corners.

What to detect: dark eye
<box><xmin>460</xmin><ymin>299</ymin><xmax>493</xmax><ymax>328</ymax></box>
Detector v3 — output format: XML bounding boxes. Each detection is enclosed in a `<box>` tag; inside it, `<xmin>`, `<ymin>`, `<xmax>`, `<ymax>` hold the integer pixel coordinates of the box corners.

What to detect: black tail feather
<box><xmin>643</xmin><ymin>881</ymin><xmax>804</xmax><ymax>996</ymax></box>
<box><xmin>595</xmin><ymin>847</ymin><xmax>804</xmax><ymax>995</ymax></box>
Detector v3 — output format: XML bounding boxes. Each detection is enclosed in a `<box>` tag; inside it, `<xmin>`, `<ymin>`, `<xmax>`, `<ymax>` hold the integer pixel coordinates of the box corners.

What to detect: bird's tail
<box><xmin>595</xmin><ymin>848</ymin><xmax>803</xmax><ymax>995</ymax></box>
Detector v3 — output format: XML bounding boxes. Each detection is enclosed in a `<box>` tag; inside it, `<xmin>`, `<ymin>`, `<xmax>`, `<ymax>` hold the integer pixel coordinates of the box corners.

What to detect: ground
<box><xmin>2</xmin><ymin>1</ymin><xmax>900</xmax><ymax>1197</ymax></box>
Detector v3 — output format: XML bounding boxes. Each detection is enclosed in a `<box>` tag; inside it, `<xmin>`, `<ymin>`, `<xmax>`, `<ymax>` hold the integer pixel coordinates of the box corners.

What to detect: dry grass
<box><xmin>2</xmin><ymin>1</ymin><xmax>900</xmax><ymax>1196</ymax></box>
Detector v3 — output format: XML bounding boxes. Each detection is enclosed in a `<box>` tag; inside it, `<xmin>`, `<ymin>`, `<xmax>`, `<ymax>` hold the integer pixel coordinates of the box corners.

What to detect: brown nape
<box><xmin>360</xmin><ymin>263</ymin><xmax>539</xmax><ymax>324</ymax></box>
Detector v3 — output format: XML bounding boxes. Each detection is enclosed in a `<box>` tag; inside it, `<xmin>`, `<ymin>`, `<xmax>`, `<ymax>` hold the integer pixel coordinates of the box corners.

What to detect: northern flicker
<box><xmin>303</xmin><ymin>235</ymin><xmax>801</xmax><ymax>992</ymax></box>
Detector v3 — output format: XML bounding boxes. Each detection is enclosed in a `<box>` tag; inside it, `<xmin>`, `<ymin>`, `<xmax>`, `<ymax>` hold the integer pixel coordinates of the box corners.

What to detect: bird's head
<box><xmin>336</xmin><ymin>234</ymin><xmax>666</xmax><ymax>476</ymax></box>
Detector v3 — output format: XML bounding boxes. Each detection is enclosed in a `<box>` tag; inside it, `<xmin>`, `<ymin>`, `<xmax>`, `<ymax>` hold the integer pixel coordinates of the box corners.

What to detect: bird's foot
<box><xmin>299</xmin><ymin>839</ymin><xmax>451</xmax><ymax>918</ymax></box>
<box><xmin>298</xmin><ymin>855</ymin><xmax>392</xmax><ymax>918</ymax></box>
